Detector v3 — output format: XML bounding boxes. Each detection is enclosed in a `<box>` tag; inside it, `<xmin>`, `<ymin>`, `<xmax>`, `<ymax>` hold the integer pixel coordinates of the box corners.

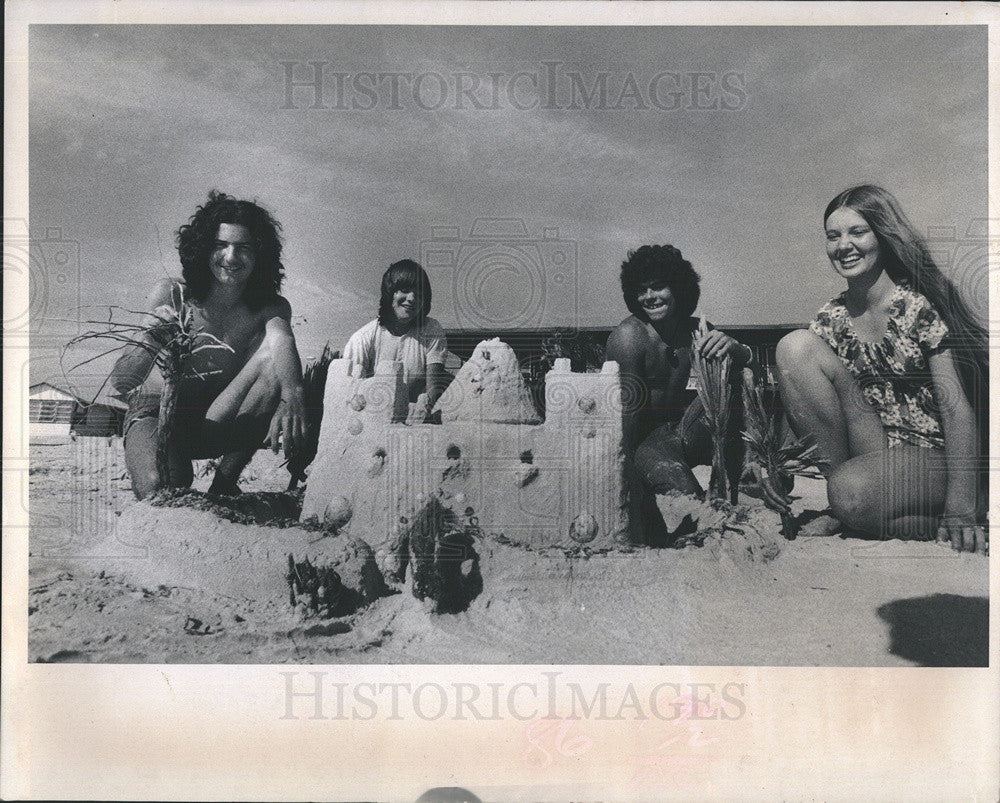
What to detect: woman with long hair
<box><xmin>343</xmin><ymin>259</ymin><xmax>449</xmax><ymax>414</ymax></box>
<box><xmin>775</xmin><ymin>185</ymin><xmax>987</xmax><ymax>551</ymax></box>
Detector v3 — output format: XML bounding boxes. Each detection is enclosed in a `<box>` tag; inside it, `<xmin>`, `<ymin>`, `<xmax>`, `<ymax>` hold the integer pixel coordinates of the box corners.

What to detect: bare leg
<box><xmin>624</xmin><ymin>461</ymin><xmax>670</xmax><ymax>546</ymax></box>
<box><xmin>199</xmin><ymin>342</ymin><xmax>279</xmax><ymax>447</ymax></box>
<box><xmin>195</xmin><ymin>337</ymin><xmax>281</xmax><ymax>496</ymax></box>
<box><xmin>123</xmin><ymin>417</ymin><xmax>194</xmax><ymax>500</ymax></box>
<box><xmin>207</xmin><ymin>449</ymin><xmax>257</xmax><ymax>496</ymax></box>
<box><xmin>775</xmin><ymin>329</ymin><xmax>886</xmax><ymax>471</ymax></box>
<box><xmin>624</xmin><ymin>423</ymin><xmax>703</xmax><ymax>545</ymax></box>
<box><xmin>826</xmin><ymin>446</ymin><xmax>947</xmax><ymax>538</ymax></box>
<box><xmin>634</xmin><ymin>424</ymin><xmax>703</xmax><ymax>497</ymax></box>
<box><xmin>123</xmin><ymin>335</ymin><xmax>281</xmax><ymax>498</ymax></box>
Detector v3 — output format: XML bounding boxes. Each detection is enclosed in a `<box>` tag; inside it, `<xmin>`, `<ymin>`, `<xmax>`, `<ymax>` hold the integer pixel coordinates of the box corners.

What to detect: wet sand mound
<box><xmin>103</xmin><ymin>491</ymin><xmax>386</xmax><ymax>614</ymax></box>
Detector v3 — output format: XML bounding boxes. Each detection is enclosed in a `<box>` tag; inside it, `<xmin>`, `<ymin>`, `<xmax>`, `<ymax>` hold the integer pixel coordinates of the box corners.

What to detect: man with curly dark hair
<box><xmin>606</xmin><ymin>244</ymin><xmax>755</xmax><ymax>544</ymax></box>
<box><xmin>110</xmin><ymin>191</ymin><xmax>307</xmax><ymax>499</ymax></box>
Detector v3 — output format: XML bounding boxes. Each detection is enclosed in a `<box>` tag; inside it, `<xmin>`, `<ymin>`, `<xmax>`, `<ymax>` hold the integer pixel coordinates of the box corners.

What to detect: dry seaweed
<box><xmin>63</xmin><ymin>285</ymin><xmax>233</xmax><ymax>488</ymax></box>
<box><xmin>741</xmin><ymin>369</ymin><xmax>827</xmax><ymax>538</ymax></box>
<box><xmin>690</xmin><ymin>317</ymin><xmax>733</xmax><ymax>501</ymax></box>
<box><xmin>146</xmin><ymin>486</ymin><xmax>313</xmax><ymax>529</ymax></box>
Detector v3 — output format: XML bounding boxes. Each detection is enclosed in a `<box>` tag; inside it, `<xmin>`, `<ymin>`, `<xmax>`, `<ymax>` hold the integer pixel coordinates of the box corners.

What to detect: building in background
<box><xmin>28</xmin><ymin>382</ymin><xmax>79</xmax><ymax>439</ymax></box>
<box><xmin>28</xmin><ymin>382</ymin><xmax>125</xmax><ymax>441</ymax></box>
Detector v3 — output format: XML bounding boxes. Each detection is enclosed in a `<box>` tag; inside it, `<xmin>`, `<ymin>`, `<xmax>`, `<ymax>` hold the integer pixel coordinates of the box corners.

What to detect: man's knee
<box><xmin>827</xmin><ymin>463</ymin><xmax>874</xmax><ymax>530</ymax></box>
<box><xmin>131</xmin><ymin>468</ymin><xmax>161</xmax><ymax>500</ymax></box>
<box><xmin>248</xmin><ymin>336</ymin><xmax>279</xmax><ymax>379</ymax></box>
<box><xmin>634</xmin><ymin>429</ymin><xmax>700</xmax><ymax>496</ymax></box>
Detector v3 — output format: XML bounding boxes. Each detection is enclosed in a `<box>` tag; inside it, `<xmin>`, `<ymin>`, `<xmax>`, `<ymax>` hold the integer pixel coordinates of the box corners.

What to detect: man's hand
<box><xmin>694</xmin><ymin>328</ymin><xmax>750</xmax><ymax>362</ymax></box>
<box><xmin>268</xmin><ymin>387</ymin><xmax>307</xmax><ymax>459</ymax></box>
<box><xmin>937</xmin><ymin>511</ymin><xmax>987</xmax><ymax>554</ymax></box>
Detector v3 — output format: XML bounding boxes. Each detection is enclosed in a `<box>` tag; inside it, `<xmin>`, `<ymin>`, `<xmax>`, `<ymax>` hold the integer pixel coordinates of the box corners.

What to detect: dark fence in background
<box><xmin>445</xmin><ymin>324</ymin><xmax>805</xmax><ymax>385</ymax></box>
<box><xmin>444</xmin><ymin>324</ymin><xmax>804</xmax><ymax>416</ymax></box>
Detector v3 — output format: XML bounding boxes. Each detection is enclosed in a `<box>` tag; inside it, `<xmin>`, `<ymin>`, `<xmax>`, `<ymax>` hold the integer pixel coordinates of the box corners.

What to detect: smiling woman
<box><xmin>825</xmin><ymin>207</ymin><xmax>881</xmax><ymax>282</ymax></box>
<box><xmin>775</xmin><ymin>185</ymin><xmax>988</xmax><ymax>551</ymax></box>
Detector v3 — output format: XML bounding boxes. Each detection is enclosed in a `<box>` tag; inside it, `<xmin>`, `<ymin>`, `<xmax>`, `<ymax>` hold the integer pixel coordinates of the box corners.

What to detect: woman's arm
<box><xmin>263</xmin><ymin>298</ymin><xmax>307</xmax><ymax>458</ymax></box>
<box><xmin>109</xmin><ymin>278</ymin><xmax>178</xmax><ymax>394</ymax></box>
<box><xmin>421</xmin><ymin>321</ymin><xmax>449</xmax><ymax>410</ymax></box>
<box><xmin>929</xmin><ymin>348</ymin><xmax>986</xmax><ymax>552</ymax></box>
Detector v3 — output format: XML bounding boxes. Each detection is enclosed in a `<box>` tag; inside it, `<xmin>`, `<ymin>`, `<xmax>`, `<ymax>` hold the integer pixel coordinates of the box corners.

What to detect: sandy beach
<box><xmin>26</xmin><ymin>438</ymin><xmax>987</xmax><ymax>666</ymax></box>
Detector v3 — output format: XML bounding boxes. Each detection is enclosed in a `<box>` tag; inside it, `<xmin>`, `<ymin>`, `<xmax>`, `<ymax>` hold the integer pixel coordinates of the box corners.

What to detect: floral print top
<box><xmin>809</xmin><ymin>283</ymin><xmax>948</xmax><ymax>449</ymax></box>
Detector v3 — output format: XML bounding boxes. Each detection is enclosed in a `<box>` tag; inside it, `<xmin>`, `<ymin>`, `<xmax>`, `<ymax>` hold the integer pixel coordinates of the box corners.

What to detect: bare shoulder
<box><xmin>607</xmin><ymin>316</ymin><xmax>649</xmax><ymax>353</ymax></box>
<box><xmin>146</xmin><ymin>277</ymin><xmax>183</xmax><ymax>309</ymax></box>
<box><xmin>606</xmin><ymin>316</ymin><xmax>650</xmax><ymax>367</ymax></box>
<box><xmin>260</xmin><ymin>295</ymin><xmax>292</xmax><ymax>322</ymax></box>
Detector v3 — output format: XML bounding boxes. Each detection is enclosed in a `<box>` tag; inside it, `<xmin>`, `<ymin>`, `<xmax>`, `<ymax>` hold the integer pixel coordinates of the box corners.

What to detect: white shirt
<box><xmin>343</xmin><ymin>317</ymin><xmax>447</xmax><ymax>400</ymax></box>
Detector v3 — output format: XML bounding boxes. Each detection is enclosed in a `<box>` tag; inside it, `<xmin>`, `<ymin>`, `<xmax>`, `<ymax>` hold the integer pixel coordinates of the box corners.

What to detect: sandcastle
<box><xmin>301</xmin><ymin>338</ymin><xmax>629</xmax><ymax>552</ymax></box>
<box><xmin>103</xmin><ymin>338</ymin><xmax>781</xmax><ymax>621</ymax></box>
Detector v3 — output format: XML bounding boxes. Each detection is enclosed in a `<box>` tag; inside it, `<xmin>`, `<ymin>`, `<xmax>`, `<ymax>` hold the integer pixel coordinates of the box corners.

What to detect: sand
<box><xmin>27</xmin><ymin>439</ymin><xmax>988</xmax><ymax>665</ymax></box>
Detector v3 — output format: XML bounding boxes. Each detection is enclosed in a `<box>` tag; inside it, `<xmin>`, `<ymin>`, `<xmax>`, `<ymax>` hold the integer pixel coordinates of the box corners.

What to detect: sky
<box><xmin>27</xmin><ymin>24</ymin><xmax>988</xmax><ymax>398</ymax></box>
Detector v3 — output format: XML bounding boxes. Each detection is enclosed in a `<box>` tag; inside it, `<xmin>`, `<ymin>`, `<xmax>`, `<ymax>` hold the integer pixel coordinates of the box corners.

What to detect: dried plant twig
<box><xmin>741</xmin><ymin>369</ymin><xmax>827</xmax><ymax>538</ymax></box>
<box><xmin>62</xmin><ymin>284</ymin><xmax>233</xmax><ymax>488</ymax></box>
<box><xmin>690</xmin><ymin>317</ymin><xmax>732</xmax><ymax>501</ymax></box>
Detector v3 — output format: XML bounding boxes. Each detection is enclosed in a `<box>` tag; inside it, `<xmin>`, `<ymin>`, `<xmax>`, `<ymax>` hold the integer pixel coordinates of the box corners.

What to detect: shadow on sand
<box><xmin>877</xmin><ymin>594</ymin><xmax>988</xmax><ymax>666</ymax></box>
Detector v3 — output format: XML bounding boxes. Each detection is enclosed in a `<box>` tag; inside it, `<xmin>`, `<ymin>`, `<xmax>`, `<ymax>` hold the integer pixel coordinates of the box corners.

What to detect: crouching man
<box><xmin>110</xmin><ymin>191</ymin><xmax>307</xmax><ymax>499</ymax></box>
<box><xmin>605</xmin><ymin>244</ymin><xmax>755</xmax><ymax>544</ymax></box>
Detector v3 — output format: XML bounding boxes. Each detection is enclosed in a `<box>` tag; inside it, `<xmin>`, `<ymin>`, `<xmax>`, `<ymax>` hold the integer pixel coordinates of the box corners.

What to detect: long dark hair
<box><xmin>176</xmin><ymin>190</ymin><xmax>284</xmax><ymax>310</ymax></box>
<box><xmin>825</xmin><ymin>185</ymin><xmax>988</xmax><ymax>450</ymax></box>
<box><xmin>377</xmin><ymin>259</ymin><xmax>432</xmax><ymax>327</ymax></box>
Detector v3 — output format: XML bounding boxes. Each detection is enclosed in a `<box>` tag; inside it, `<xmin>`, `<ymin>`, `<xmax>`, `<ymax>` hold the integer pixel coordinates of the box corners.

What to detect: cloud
<box><xmin>29</xmin><ymin>21</ymin><xmax>988</xmax><ymax>385</ymax></box>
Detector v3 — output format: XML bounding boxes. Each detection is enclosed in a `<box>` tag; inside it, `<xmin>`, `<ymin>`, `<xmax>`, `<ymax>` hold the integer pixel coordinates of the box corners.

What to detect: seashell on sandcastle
<box><xmin>300</xmin><ymin>338</ymin><xmax>628</xmax><ymax>552</ymax></box>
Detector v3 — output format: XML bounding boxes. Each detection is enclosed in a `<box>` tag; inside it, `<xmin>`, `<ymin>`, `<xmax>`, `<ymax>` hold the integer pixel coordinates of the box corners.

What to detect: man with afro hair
<box><xmin>606</xmin><ymin>244</ymin><xmax>754</xmax><ymax>544</ymax></box>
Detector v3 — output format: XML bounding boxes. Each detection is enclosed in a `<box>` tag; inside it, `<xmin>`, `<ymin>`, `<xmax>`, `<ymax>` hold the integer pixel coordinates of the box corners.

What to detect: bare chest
<box><xmin>186</xmin><ymin>304</ymin><xmax>264</xmax><ymax>376</ymax></box>
<box><xmin>645</xmin><ymin>339</ymin><xmax>689</xmax><ymax>376</ymax></box>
